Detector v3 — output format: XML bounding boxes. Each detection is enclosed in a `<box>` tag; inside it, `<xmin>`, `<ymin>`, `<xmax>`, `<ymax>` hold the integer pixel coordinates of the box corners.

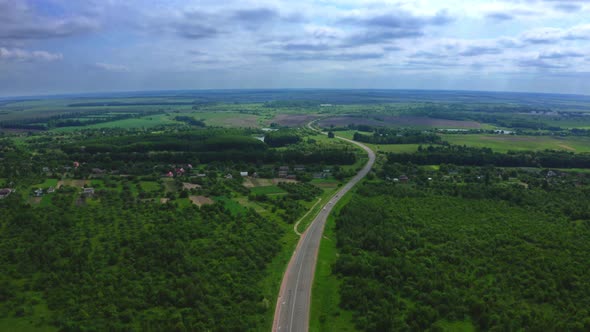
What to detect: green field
<box><xmin>139</xmin><ymin>181</ymin><xmax>161</xmax><ymax>192</ymax></box>
<box><xmin>251</xmin><ymin>185</ymin><xmax>287</xmax><ymax>195</ymax></box>
<box><xmin>443</xmin><ymin>134</ymin><xmax>590</xmax><ymax>153</ymax></box>
<box><xmin>52</xmin><ymin>114</ymin><xmax>181</xmax><ymax>131</ymax></box>
<box><xmin>31</xmin><ymin>179</ymin><xmax>58</xmax><ymax>189</ymax></box>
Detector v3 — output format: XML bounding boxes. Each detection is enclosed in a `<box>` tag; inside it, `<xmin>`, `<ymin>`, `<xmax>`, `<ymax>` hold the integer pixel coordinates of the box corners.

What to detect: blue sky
<box><xmin>0</xmin><ymin>0</ymin><xmax>589</xmax><ymax>96</ymax></box>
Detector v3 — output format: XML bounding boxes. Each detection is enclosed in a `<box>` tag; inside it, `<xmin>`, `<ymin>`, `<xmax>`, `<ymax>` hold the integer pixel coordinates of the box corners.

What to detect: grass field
<box><xmin>139</xmin><ymin>181</ymin><xmax>161</xmax><ymax>192</ymax></box>
<box><xmin>31</xmin><ymin>179</ymin><xmax>58</xmax><ymax>189</ymax></box>
<box><xmin>52</xmin><ymin>114</ymin><xmax>181</xmax><ymax>131</ymax></box>
<box><xmin>443</xmin><ymin>134</ymin><xmax>590</xmax><ymax>153</ymax></box>
<box><xmin>250</xmin><ymin>185</ymin><xmax>287</xmax><ymax>195</ymax></box>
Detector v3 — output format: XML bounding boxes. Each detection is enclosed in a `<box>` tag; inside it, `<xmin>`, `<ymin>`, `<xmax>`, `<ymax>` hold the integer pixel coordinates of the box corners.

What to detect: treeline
<box><xmin>388</xmin><ymin>145</ymin><xmax>590</xmax><ymax>168</ymax></box>
<box><xmin>174</xmin><ymin>116</ymin><xmax>206</xmax><ymax>127</ymax></box>
<box><xmin>277</xmin><ymin>182</ymin><xmax>322</xmax><ymax>201</ymax></box>
<box><xmin>0</xmin><ymin>189</ymin><xmax>282</xmax><ymax>331</ymax></box>
<box><xmin>264</xmin><ymin>130</ymin><xmax>301</xmax><ymax>147</ymax></box>
<box><xmin>413</xmin><ymin>105</ymin><xmax>563</xmax><ymax>130</ymax></box>
<box><xmin>332</xmin><ymin>182</ymin><xmax>590</xmax><ymax>331</ymax></box>
<box><xmin>0</xmin><ymin>110</ymin><xmax>163</xmax><ymax>130</ymax></box>
<box><xmin>353</xmin><ymin>129</ymin><xmax>442</xmax><ymax>145</ymax></box>
<box><xmin>60</xmin><ymin>131</ymin><xmax>356</xmax><ymax>171</ymax></box>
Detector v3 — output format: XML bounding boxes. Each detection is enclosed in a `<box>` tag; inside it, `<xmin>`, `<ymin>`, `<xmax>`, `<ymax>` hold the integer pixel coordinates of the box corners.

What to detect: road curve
<box><xmin>272</xmin><ymin>125</ymin><xmax>376</xmax><ymax>332</ymax></box>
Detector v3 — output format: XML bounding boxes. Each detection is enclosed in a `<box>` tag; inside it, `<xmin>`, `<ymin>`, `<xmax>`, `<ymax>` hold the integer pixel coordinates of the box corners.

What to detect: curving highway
<box><xmin>272</xmin><ymin>124</ymin><xmax>376</xmax><ymax>332</ymax></box>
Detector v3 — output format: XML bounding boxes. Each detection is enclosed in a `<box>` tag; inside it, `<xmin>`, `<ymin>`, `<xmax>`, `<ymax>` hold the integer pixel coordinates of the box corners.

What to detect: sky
<box><xmin>0</xmin><ymin>0</ymin><xmax>589</xmax><ymax>97</ymax></box>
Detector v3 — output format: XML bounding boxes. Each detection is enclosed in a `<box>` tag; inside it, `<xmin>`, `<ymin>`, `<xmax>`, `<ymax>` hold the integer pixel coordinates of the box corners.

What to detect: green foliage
<box><xmin>0</xmin><ymin>191</ymin><xmax>282</xmax><ymax>331</ymax></box>
<box><xmin>265</xmin><ymin>130</ymin><xmax>301</xmax><ymax>147</ymax></box>
<box><xmin>353</xmin><ymin>129</ymin><xmax>442</xmax><ymax>145</ymax></box>
<box><xmin>331</xmin><ymin>182</ymin><xmax>590</xmax><ymax>331</ymax></box>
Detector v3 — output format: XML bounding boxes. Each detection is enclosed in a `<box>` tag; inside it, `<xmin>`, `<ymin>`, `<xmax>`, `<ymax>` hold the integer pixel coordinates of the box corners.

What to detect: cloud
<box><xmin>0</xmin><ymin>0</ymin><xmax>98</xmax><ymax>40</ymax></box>
<box><xmin>539</xmin><ymin>50</ymin><xmax>585</xmax><ymax>59</ymax></box>
<box><xmin>336</xmin><ymin>9</ymin><xmax>453</xmax><ymax>46</ymax></box>
<box><xmin>266</xmin><ymin>51</ymin><xmax>384</xmax><ymax>61</ymax></box>
<box><xmin>0</xmin><ymin>47</ymin><xmax>63</xmax><ymax>61</ymax></box>
<box><xmin>459</xmin><ymin>46</ymin><xmax>503</xmax><ymax>57</ymax></box>
<box><xmin>516</xmin><ymin>58</ymin><xmax>568</xmax><ymax>69</ymax></box>
<box><xmin>343</xmin><ymin>30</ymin><xmax>423</xmax><ymax>46</ymax></box>
<box><xmin>521</xmin><ymin>24</ymin><xmax>590</xmax><ymax>44</ymax></box>
<box><xmin>485</xmin><ymin>12</ymin><xmax>514</xmax><ymax>21</ymax></box>
<box><xmin>94</xmin><ymin>62</ymin><xmax>130</xmax><ymax>72</ymax></box>
<box><xmin>232</xmin><ymin>8</ymin><xmax>279</xmax><ymax>22</ymax></box>
<box><xmin>340</xmin><ymin>9</ymin><xmax>453</xmax><ymax>29</ymax></box>
<box><xmin>282</xmin><ymin>43</ymin><xmax>332</xmax><ymax>51</ymax></box>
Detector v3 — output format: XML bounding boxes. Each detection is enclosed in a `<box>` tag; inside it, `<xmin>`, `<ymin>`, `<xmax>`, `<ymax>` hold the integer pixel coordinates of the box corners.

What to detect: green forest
<box><xmin>330</xmin><ymin>181</ymin><xmax>590</xmax><ymax>331</ymax></box>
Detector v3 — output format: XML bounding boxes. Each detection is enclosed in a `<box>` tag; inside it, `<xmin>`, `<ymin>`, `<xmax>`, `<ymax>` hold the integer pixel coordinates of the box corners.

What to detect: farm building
<box><xmin>82</xmin><ymin>188</ymin><xmax>95</xmax><ymax>196</ymax></box>
<box><xmin>0</xmin><ymin>188</ymin><xmax>12</xmax><ymax>199</ymax></box>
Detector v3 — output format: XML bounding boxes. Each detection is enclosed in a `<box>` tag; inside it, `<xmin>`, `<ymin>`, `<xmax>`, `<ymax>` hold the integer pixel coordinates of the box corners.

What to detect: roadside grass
<box><xmin>295</xmin><ymin>187</ymin><xmax>339</xmax><ymax>235</ymax></box>
<box><xmin>310</xmin><ymin>190</ymin><xmax>357</xmax><ymax>332</ymax></box>
<box><xmin>258</xmin><ymin>221</ymin><xmax>300</xmax><ymax>331</ymax></box>
<box><xmin>442</xmin><ymin>134</ymin><xmax>590</xmax><ymax>153</ymax></box>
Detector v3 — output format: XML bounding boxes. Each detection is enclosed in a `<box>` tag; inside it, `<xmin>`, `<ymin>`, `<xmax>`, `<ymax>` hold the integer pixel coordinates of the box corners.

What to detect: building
<box><xmin>399</xmin><ymin>175</ymin><xmax>409</xmax><ymax>183</ymax></box>
<box><xmin>294</xmin><ymin>165</ymin><xmax>305</xmax><ymax>172</ymax></box>
<box><xmin>0</xmin><ymin>188</ymin><xmax>12</xmax><ymax>199</ymax></box>
<box><xmin>240</xmin><ymin>171</ymin><xmax>249</xmax><ymax>177</ymax></box>
<box><xmin>278</xmin><ymin>171</ymin><xmax>288</xmax><ymax>178</ymax></box>
<box><xmin>34</xmin><ymin>188</ymin><xmax>43</xmax><ymax>197</ymax></box>
<box><xmin>47</xmin><ymin>187</ymin><xmax>55</xmax><ymax>193</ymax></box>
<box><xmin>286</xmin><ymin>174</ymin><xmax>297</xmax><ymax>180</ymax></box>
<box><xmin>82</xmin><ymin>188</ymin><xmax>95</xmax><ymax>197</ymax></box>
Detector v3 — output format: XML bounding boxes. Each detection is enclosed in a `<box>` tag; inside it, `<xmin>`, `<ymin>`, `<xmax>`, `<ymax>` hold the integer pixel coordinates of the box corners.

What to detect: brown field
<box><xmin>318</xmin><ymin>115</ymin><xmax>481</xmax><ymax>129</ymax></box>
<box><xmin>272</xmin><ymin>114</ymin><xmax>319</xmax><ymax>127</ymax></box>
<box><xmin>182</xmin><ymin>182</ymin><xmax>202</xmax><ymax>190</ymax></box>
<box><xmin>243</xmin><ymin>178</ymin><xmax>273</xmax><ymax>187</ymax></box>
<box><xmin>272</xmin><ymin>178</ymin><xmax>298</xmax><ymax>184</ymax></box>
<box><xmin>243</xmin><ymin>177</ymin><xmax>298</xmax><ymax>188</ymax></box>
<box><xmin>57</xmin><ymin>179</ymin><xmax>88</xmax><ymax>188</ymax></box>
<box><xmin>189</xmin><ymin>195</ymin><xmax>214</xmax><ymax>206</ymax></box>
<box><xmin>222</xmin><ymin>116</ymin><xmax>259</xmax><ymax>128</ymax></box>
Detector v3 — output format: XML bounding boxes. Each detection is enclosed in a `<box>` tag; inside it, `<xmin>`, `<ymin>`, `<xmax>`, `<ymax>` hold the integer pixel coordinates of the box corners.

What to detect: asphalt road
<box><xmin>272</xmin><ymin>130</ymin><xmax>376</xmax><ymax>332</ymax></box>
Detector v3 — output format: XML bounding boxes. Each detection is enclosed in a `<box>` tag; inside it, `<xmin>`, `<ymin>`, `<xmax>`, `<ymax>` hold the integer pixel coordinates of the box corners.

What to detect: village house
<box><xmin>92</xmin><ymin>168</ymin><xmax>106</xmax><ymax>175</ymax></box>
<box><xmin>294</xmin><ymin>165</ymin><xmax>305</xmax><ymax>172</ymax></box>
<box><xmin>47</xmin><ymin>187</ymin><xmax>55</xmax><ymax>193</ymax></box>
<box><xmin>82</xmin><ymin>188</ymin><xmax>95</xmax><ymax>197</ymax></box>
<box><xmin>399</xmin><ymin>175</ymin><xmax>409</xmax><ymax>183</ymax></box>
<box><xmin>34</xmin><ymin>188</ymin><xmax>43</xmax><ymax>197</ymax></box>
<box><xmin>240</xmin><ymin>171</ymin><xmax>249</xmax><ymax>177</ymax></box>
<box><xmin>0</xmin><ymin>188</ymin><xmax>12</xmax><ymax>199</ymax></box>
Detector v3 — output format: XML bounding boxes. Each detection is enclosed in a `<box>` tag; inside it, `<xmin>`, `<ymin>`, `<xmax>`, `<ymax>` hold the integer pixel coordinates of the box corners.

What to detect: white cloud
<box><xmin>94</xmin><ymin>62</ymin><xmax>130</xmax><ymax>72</ymax></box>
<box><xmin>0</xmin><ymin>47</ymin><xmax>63</xmax><ymax>61</ymax></box>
